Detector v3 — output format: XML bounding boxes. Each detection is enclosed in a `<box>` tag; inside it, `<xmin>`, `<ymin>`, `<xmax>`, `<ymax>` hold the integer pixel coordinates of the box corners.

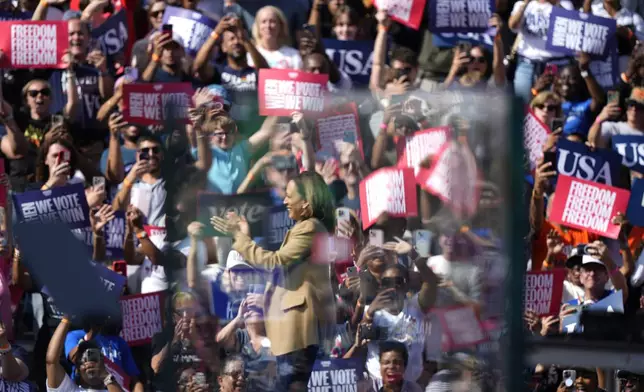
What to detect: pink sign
<box><xmin>396</xmin><ymin>126</ymin><xmax>451</xmax><ymax>169</ymax></box>
<box><xmin>258</xmin><ymin>69</ymin><xmax>328</xmax><ymax>116</ymax></box>
<box><xmin>523</xmin><ymin>109</ymin><xmax>551</xmax><ymax>171</ymax></box>
<box><xmin>436</xmin><ymin>306</ymin><xmax>488</xmax><ymax>352</ymax></box>
<box><xmin>122</xmin><ymin>82</ymin><xmax>194</xmax><ymax>125</ymax></box>
<box><xmin>359</xmin><ymin>167</ymin><xmax>418</xmax><ymax>229</ymax></box>
<box><xmin>0</xmin><ymin>21</ymin><xmax>68</xmax><ymax>68</ymax></box>
<box><xmin>374</xmin><ymin>0</ymin><xmax>427</xmax><ymax>29</ymax></box>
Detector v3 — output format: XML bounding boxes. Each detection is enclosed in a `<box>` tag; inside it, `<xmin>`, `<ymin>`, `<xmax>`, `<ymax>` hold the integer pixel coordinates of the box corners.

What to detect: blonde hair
<box><xmin>252</xmin><ymin>6</ymin><xmax>292</xmax><ymax>48</ymax></box>
<box><xmin>203</xmin><ymin>115</ymin><xmax>237</xmax><ymax>134</ymax></box>
<box><xmin>530</xmin><ymin>91</ymin><xmax>561</xmax><ymax>111</ymax></box>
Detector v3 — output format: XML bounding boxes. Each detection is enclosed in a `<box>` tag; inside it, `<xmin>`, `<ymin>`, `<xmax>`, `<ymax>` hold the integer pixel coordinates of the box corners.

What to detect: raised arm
<box><xmin>105</xmin><ymin>113</ymin><xmax>126</xmax><ymax>183</ymax></box>
<box><xmin>193</xmin><ymin>17</ymin><xmax>235</xmax><ymax>80</ymax></box>
<box><xmin>578</xmin><ymin>52</ymin><xmax>605</xmax><ymax>113</ymax></box>
<box><xmin>45</xmin><ymin>318</ymin><xmax>71</xmax><ymax>389</ymax></box>
<box><xmin>63</xmin><ymin>60</ymin><xmax>79</xmax><ymax>119</ymax></box>
<box><xmin>369</xmin><ymin>9</ymin><xmax>390</xmax><ymax>94</ymax></box>
<box><xmin>247</xmin><ymin>116</ymin><xmax>279</xmax><ymax>154</ymax></box>
<box><xmin>0</xmin><ymin>101</ymin><xmax>27</xmax><ymax>159</ymax></box>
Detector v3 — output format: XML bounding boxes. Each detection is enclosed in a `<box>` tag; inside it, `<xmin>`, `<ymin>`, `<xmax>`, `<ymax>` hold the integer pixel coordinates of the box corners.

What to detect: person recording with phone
<box><xmin>46</xmin><ymin>316</ymin><xmax>124</xmax><ymax>392</ymax></box>
<box><xmin>557</xmin><ymin>368</ymin><xmax>606</xmax><ymax>392</ymax></box>
<box><xmin>142</xmin><ymin>27</ymin><xmax>193</xmax><ymax>83</ymax></box>
<box><xmin>347</xmin><ymin>258</ymin><xmax>439</xmax><ymax>390</ymax></box>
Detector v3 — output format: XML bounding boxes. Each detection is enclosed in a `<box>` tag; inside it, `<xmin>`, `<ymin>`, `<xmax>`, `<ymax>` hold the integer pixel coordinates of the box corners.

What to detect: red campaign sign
<box><xmin>523</xmin><ymin>109</ymin><xmax>551</xmax><ymax>171</ymax></box>
<box><xmin>436</xmin><ymin>306</ymin><xmax>488</xmax><ymax>352</ymax></box>
<box><xmin>0</xmin><ymin>21</ymin><xmax>68</xmax><ymax>69</ymax></box>
<box><xmin>549</xmin><ymin>175</ymin><xmax>630</xmax><ymax>239</ymax></box>
<box><xmin>258</xmin><ymin>69</ymin><xmax>328</xmax><ymax>116</ymax></box>
<box><xmin>524</xmin><ymin>269</ymin><xmax>566</xmax><ymax>317</ymax></box>
<box><xmin>374</xmin><ymin>0</ymin><xmax>427</xmax><ymax>30</ymax></box>
<box><xmin>315</xmin><ymin>102</ymin><xmax>364</xmax><ymax>160</ymax></box>
<box><xmin>416</xmin><ymin>141</ymin><xmax>480</xmax><ymax>219</ymax></box>
<box><xmin>119</xmin><ymin>291</ymin><xmax>165</xmax><ymax>346</ymax></box>
<box><xmin>396</xmin><ymin>126</ymin><xmax>451</xmax><ymax>169</ymax></box>
<box><xmin>104</xmin><ymin>357</ymin><xmax>131</xmax><ymax>392</ymax></box>
<box><xmin>122</xmin><ymin>83</ymin><xmax>194</xmax><ymax>125</ymax></box>
<box><xmin>143</xmin><ymin>225</ymin><xmax>166</xmax><ymax>249</ymax></box>
<box><xmin>359</xmin><ymin>167</ymin><xmax>418</xmax><ymax>229</ymax></box>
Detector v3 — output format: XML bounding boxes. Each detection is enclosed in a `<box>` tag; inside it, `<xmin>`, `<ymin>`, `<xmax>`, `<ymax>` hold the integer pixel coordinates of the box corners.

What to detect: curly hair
<box><xmin>34</xmin><ymin>136</ymin><xmax>78</xmax><ymax>183</ymax></box>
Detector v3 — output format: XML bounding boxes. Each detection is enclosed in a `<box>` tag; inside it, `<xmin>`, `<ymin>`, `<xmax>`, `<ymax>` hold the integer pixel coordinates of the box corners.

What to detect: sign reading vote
<box><xmin>162</xmin><ymin>6</ymin><xmax>218</xmax><ymax>57</ymax></box>
<box><xmin>123</xmin><ymin>83</ymin><xmax>194</xmax><ymax>125</ymax></box>
<box><xmin>264</xmin><ymin>205</ymin><xmax>295</xmax><ymax>251</ymax></box>
<box><xmin>590</xmin><ymin>47</ymin><xmax>619</xmax><ymax>90</ymax></box>
<box><xmin>626</xmin><ymin>179</ymin><xmax>644</xmax><ymax>227</ymax></box>
<box><xmin>556</xmin><ymin>139</ymin><xmax>623</xmax><ymax>186</ymax></box>
<box><xmin>0</xmin><ymin>21</ymin><xmax>68</xmax><ymax>68</ymax></box>
<box><xmin>92</xmin><ymin>261</ymin><xmax>127</xmax><ymax>301</ymax></box>
<box><xmin>396</xmin><ymin>126</ymin><xmax>451</xmax><ymax>169</ymax></box>
<box><xmin>549</xmin><ymin>175</ymin><xmax>630</xmax><ymax>238</ymax></box>
<box><xmin>91</xmin><ymin>10</ymin><xmax>128</xmax><ymax>64</ymax></box>
<box><xmin>307</xmin><ymin>358</ymin><xmax>365</xmax><ymax>391</ymax></box>
<box><xmin>359</xmin><ymin>167</ymin><xmax>418</xmax><ymax>229</ymax></box>
<box><xmin>429</xmin><ymin>0</ymin><xmax>494</xmax><ymax>33</ymax></box>
<box><xmin>258</xmin><ymin>69</ymin><xmax>328</xmax><ymax>116</ymax></box>
<box><xmin>198</xmin><ymin>191</ymin><xmax>272</xmax><ymax>237</ymax></box>
<box><xmin>546</xmin><ymin>8</ymin><xmax>616</xmax><ymax>58</ymax></box>
<box><xmin>612</xmin><ymin>135</ymin><xmax>644</xmax><ymax>174</ymax></box>
<box><xmin>120</xmin><ymin>291</ymin><xmax>164</xmax><ymax>346</ymax></box>
<box><xmin>524</xmin><ymin>270</ymin><xmax>565</xmax><ymax>316</ymax></box>
<box><xmin>323</xmin><ymin>39</ymin><xmax>374</xmax><ymax>86</ymax></box>
<box><xmin>13</xmin><ymin>183</ymin><xmax>90</xmax><ymax>230</ymax></box>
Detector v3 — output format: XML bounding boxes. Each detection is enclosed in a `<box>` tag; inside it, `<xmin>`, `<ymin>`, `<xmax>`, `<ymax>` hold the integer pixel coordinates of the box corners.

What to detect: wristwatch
<box><xmin>103</xmin><ymin>374</ymin><xmax>117</xmax><ymax>386</ymax></box>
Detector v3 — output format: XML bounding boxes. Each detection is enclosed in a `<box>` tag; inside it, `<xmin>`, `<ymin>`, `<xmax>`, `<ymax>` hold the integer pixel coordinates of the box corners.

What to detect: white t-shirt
<box><xmin>328</xmin><ymin>71</ymin><xmax>353</xmax><ymax>94</ymax></box>
<box><xmin>47</xmin><ymin>373</ymin><xmax>107</xmax><ymax>392</ymax></box>
<box><xmin>561</xmin><ymin>280</ymin><xmax>585</xmax><ymax>304</ymax></box>
<box><xmin>511</xmin><ymin>0</ymin><xmax>574</xmax><ymax>61</ymax></box>
<box><xmin>598</xmin><ymin>121</ymin><xmax>644</xmax><ymax>147</ymax></box>
<box><xmin>426</xmin><ymin>255</ymin><xmax>451</xmax><ymax>277</ymax></box>
<box><xmin>140</xmin><ymin>236</ymin><xmax>208</xmax><ymax>294</ymax></box>
<box><xmin>247</xmin><ymin>46</ymin><xmax>302</xmax><ymax>70</ymax></box>
<box><xmin>365</xmin><ymin>295</ymin><xmax>442</xmax><ymax>384</ymax></box>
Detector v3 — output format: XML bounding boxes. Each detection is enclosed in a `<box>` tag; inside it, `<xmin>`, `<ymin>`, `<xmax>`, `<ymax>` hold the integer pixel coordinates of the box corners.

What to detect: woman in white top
<box><xmin>509</xmin><ymin>0</ymin><xmax>575</xmax><ymax>103</ymax></box>
<box><xmin>249</xmin><ymin>6</ymin><xmax>302</xmax><ymax>70</ymax></box>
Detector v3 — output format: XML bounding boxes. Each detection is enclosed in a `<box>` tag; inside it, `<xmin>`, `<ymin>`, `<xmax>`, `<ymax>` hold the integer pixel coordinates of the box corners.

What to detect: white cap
<box><xmin>226</xmin><ymin>250</ymin><xmax>254</xmax><ymax>270</ymax></box>
<box><xmin>581</xmin><ymin>255</ymin><xmax>606</xmax><ymax>269</ymax></box>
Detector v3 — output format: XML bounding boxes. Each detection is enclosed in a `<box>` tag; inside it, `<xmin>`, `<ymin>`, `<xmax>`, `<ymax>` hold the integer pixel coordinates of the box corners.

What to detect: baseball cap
<box><xmin>226</xmin><ymin>250</ymin><xmax>254</xmax><ymax>270</ymax></box>
<box><xmin>580</xmin><ymin>254</ymin><xmax>606</xmax><ymax>269</ymax></box>
<box><xmin>205</xmin><ymin>84</ymin><xmax>232</xmax><ymax>107</ymax></box>
<box><xmin>565</xmin><ymin>244</ymin><xmax>589</xmax><ymax>268</ymax></box>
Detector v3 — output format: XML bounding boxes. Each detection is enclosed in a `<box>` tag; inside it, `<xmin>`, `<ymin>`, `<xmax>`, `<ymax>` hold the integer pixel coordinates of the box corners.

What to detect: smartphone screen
<box><xmin>92</xmin><ymin>176</ymin><xmax>106</xmax><ymax>192</ymax></box>
<box><xmin>413</xmin><ymin>230</ymin><xmax>432</xmax><ymax>257</ymax></box>
<box><xmin>551</xmin><ymin>118</ymin><xmax>564</xmax><ymax>132</ymax></box>
<box><xmin>369</xmin><ymin>229</ymin><xmax>384</xmax><ymax>247</ymax></box>
<box><xmin>112</xmin><ymin>261</ymin><xmax>127</xmax><ymax>277</ymax></box>
<box><xmin>608</xmin><ymin>90</ymin><xmax>619</xmax><ymax>105</ymax></box>
<box><xmin>162</xmin><ymin>24</ymin><xmax>172</xmax><ymax>38</ymax></box>
<box><xmin>335</xmin><ymin>208</ymin><xmax>352</xmax><ymax>238</ymax></box>
<box><xmin>543</xmin><ymin>151</ymin><xmax>558</xmax><ymax>173</ymax></box>
<box><xmin>545</xmin><ymin>64</ymin><xmax>558</xmax><ymax>75</ymax></box>
<box><xmin>346</xmin><ymin>266</ymin><xmax>359</xmax><ymax>278</ymax></box>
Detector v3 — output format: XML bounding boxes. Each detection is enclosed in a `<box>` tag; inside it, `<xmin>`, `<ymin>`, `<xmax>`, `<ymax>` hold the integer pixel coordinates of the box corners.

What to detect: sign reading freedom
<box><xmin>524</xmin><ymin>269</ymin><xmax>565</xmax><ymax>316</ymax></box>
<box><xmin>549</xmin><ymin>175</ymin><xmax>630</xmax><ymax>238</ymax></box>
<box><xmin>120</xmin><ymin>292</ymin><xmax>164</xmax><ymax>346</ymax></box>
<box><xmin>0</xmin><ymin>21</ymin><xmax>68</xmax><ymax>68</ymax></box>
<box><xmin>359</xmin><ymin>167</ymin><xmax>418</xmax><ymax>229</ymax></box>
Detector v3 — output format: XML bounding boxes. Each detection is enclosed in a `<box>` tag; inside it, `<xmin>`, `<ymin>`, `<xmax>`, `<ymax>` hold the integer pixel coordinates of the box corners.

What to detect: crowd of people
<box><xmin>0</xmin><ymin>0</ymin><xmax>642</xmax><ymax>390</ymax></box>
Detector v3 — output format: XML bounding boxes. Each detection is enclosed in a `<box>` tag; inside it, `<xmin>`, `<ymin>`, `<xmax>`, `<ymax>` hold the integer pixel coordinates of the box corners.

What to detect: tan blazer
<box><xmin>232</xmin><ymin>217</ymin><xmax>336</xmax><ymax>356</ymax></box>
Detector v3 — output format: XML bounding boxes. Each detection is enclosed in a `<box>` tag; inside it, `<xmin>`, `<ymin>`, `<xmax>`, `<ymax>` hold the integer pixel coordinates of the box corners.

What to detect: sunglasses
<box><xmin>138</xmin><ymin>146</ymin><xmax>160</xmax><ymax>154</ymax></box>
<box><xmin>27</xmin><ymin>88</ymin><xmax>51</xmax><ymax>98</ymax></box>
<box><xmin>627</xmin><ymin>100</ymin><xmax>644</xmax><ymax>111</ymax></box>
<box><xmin>536</xmin><ymin>104</ymin><xmax>559</xmax><ymax>112</ymax></box>
<box><xmin>149</xmin><ymin>9</ymin><xmax>164</xmax><ymax>17</ymax></box>
<box><xmin>470</xmin><ymin>56</ymin><xmax>486</xmax><ymax>64</ymax></box>
<box><xmin>381</xmin><ymin>277</ymin><xmax>405</xmax><ymax>288</ymax></box>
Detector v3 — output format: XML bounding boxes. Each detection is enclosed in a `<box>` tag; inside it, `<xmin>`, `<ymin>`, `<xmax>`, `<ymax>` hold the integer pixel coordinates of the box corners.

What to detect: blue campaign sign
<box><xmin>432</xmin><ymin>29</ymin><xmax>496</xmax><ymax>49</ymax></box>
<box><xmin>0</xmin><ymin>11</ymin><xmax>32</xmax><ymax>21</ymax></box>
<box><xmin>589</xmin><ymin>45</ymin><xmax>619</xmax><ymax>90</ymax></box>
<box><xmin>12</xmin><ymin>183</ymin><xmax>90</xmax><ymax>230</ymax></box>
<box><xmin>308</xmin><ymin>358</ymin><xmax>366</xmax><ymax>390</ymax></box>
<box><xmin>0</xmin><ymin>380</ymin><xmax>35</xmax><ymax>392</ymax></box>
<box><xmin>72</xmin><ymin>211</ymin><xmax>126</xmax><ymax>259</ymax></box>
<box><xmin>612</xmin><ymin>135</ymin><xmax>644</xmax><ymax>174</ymax></box>
<box><xmin>92</xmin><ymin>10</ymin><xmax>128</xmax><ymax>64</ymax></box>
<box><xmin>556</xmin><ymin>139</ymin><xmax>623</xmax><ymax>186</ymax></box>
<box><xmin>162</xmin><ymin>6</ymin><xmax>218</xmax><ymax>57</ymax></box>
<box><xmin>209</xmin><ymin>281</ymin><xmax>240</xmax><ymax>322</ymax></box>
<box><xmin>323</xmin><ymin>39</ymin><xmax>374</xmax><ymax>86</ymax></box>
<box><xmin>546</xmin><ymin>8</ymin><xmax>617</xmax><ymax>59</ymax></box>
<box><xmin>264</xmin><ymin>205</ymin><xmax>295</xmax><ymax>251</ymax></box>
<box><xmin>92</xmin><ymin>261</ymin><xmax>126</xmax><ymax>301</ymax></box>
<box><xmin>428</xmin><ymin>0</ymin><xmax>494</xmax><ymax>33</ymax></box>
<box><xmin>627</xmin><ymin>179</ymin><xmax>644</xmax><ymax>226</ymax></box>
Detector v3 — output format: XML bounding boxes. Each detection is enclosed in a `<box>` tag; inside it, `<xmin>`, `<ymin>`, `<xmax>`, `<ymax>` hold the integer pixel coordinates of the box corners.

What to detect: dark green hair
<box><xmin>292</xmin><ymin>171</ymin><xmax>336</xmax><ymax>232</ymax></box>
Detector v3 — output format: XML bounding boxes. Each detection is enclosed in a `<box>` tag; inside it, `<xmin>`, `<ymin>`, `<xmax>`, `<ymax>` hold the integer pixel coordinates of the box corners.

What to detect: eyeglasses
<box><xmin>470</xmin><ymin>56</ymin><xmax>486</xmax><ymax>64</ymax></box>
<box><xmin>212</xmin><ymin>131</ymin><xmax>233</xmax><ymax>138</ymax></box>
<box><xmin>138</xmin><ymin>146</ymin><xmax>160</xmax><ymax>154</ymax></box>
<box><xmin>27</xmin><ymin>88</ymin><xmax>51</xmax><ymax>98</ymax></box>
<box><xmin>536</xmin><ymin>104</ymin><xmax>559</xmax><ymax>112</ymax></box>
<box><xmin>224</xmin><ymin>370</ymin><xmax>245</xmax><ymax>379</ymax></box>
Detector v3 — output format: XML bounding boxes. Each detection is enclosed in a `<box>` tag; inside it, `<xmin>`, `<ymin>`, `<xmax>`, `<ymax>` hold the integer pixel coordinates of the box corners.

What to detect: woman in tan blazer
<box><xmin>211</xmin><ymin>171</ymin><xmax>336</xmax><ymax>392</ymax></box>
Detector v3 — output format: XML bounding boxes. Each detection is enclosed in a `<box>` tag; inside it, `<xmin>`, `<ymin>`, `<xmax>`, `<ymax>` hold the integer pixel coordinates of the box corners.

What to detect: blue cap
<box><xmin>206</xmin><ymin>84</ymin><xmax>231</xmax><ymax>107</ymax></box>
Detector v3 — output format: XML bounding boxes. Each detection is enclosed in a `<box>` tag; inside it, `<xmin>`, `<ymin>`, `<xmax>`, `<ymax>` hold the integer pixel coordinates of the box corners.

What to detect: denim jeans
<box><xmin>514</xmin><ymin>58</ymin><xmax>536</xmax><ymax>105</ymax></box>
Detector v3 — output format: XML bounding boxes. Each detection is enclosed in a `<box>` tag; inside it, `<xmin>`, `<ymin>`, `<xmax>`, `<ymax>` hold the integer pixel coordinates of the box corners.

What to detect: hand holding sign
<box><xmin>375</xmin><ymin>8</ymin><xmax>391</xmax><ymax>29</ymax></box>
<box><xmin>87</xmin><ymin>48</ymin><xmax>107</xmax><ymax>73</ymax></box>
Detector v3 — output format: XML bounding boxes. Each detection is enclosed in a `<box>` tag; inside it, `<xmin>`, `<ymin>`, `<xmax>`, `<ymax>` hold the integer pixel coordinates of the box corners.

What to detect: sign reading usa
<box><xmin>258</xmin><ymin>69</ymin><xmax>328</xmax><ymax>116</ymax></box>
<box><xmin>91</xmin><ymin>10</ymin><xmax>128</xmax><ymax>62</ymax></box>
<box><xmin>122</xmin><ymin>83</ymin><xmax>194</xmax><ymax>125</ymax></box>
<box><xmin>323</xmin><ymin>39</ymin><xmax>374</xmax><ymax>86</ymax></box>
<box><xmin>546</xmin><ymin>8</ymin><xmax>616</xmax><ymax>58</ymax></box>
<box><xmin>612</xmin><ymin>135</ymin><xmax>644</xmax><ymax>174</ymax></box>
<box><xmin>0</xmin><ymin>21</ymin><xmax>68</xmax><ymax>68</ymax></box>
<box><xmin>556</xmin><ymin>139</ymin><xmax>623</xmax><ymax>186</ymax></box>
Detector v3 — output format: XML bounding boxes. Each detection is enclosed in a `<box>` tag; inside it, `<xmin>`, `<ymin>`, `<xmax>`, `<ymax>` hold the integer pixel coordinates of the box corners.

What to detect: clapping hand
<box><xmin>90</xmin><ymin>204</ymin><xmax>116</xmax><ymax>233</ymax></box>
